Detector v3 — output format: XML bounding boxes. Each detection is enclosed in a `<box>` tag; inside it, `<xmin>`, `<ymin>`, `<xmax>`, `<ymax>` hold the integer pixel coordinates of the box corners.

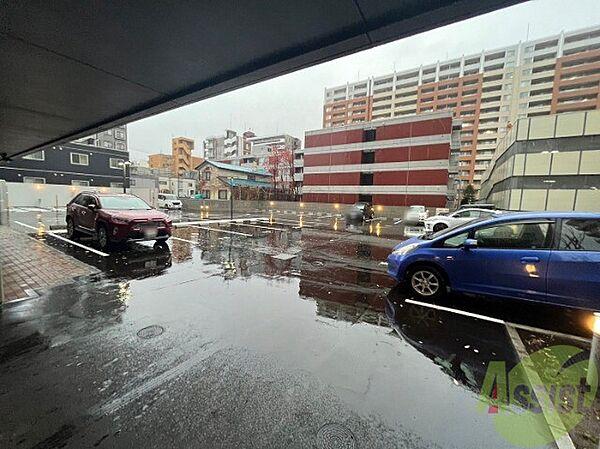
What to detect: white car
<box><xmin>403</xmin><ymin>205</ymin><xmax>429</xmax><ymax>225</ymax></box>
<box><xmin>423</xmin><ymin>208</ymin><xmax>499</xmax><ymax>233</ymax></box>
<box><xmin>157</xmin><ymin>193</ymin><xmax>182</xmax><ymax>210</ymax></box>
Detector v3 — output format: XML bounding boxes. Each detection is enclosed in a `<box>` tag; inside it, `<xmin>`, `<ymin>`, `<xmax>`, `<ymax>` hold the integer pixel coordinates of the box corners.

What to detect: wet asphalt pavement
<box><xmin>1</xmin><ymin>208</ymin><xmax>598</xmax><ymax>448</ymax></box>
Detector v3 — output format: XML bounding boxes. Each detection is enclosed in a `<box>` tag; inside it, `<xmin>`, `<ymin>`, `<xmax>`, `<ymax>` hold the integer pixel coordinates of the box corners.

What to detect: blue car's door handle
<box><xmin>520</xmin><ymin>256</ymin><xmax>540</xmax><ymax>263</ymax></box>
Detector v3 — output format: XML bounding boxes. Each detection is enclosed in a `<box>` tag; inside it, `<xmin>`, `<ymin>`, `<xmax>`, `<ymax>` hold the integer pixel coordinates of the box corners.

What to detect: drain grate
<box><xmin>317</xmin><ymin>423</ymin><xmax>356</xmax><ymax>449</ymax></box>
<box><xmin>136</xmin><ymin>325</ymin><xmax>164</xmax><ymax>339</ymax></box>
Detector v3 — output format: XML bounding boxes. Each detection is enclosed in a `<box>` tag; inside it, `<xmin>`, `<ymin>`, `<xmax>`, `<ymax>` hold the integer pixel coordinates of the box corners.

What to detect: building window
<box><xmin>71</xmin><ymin>180</ymin><xmax>90</xmax><ymax>186</ymax></box>
<box><xmin>103</xmin><ymin>141</ymin><xmax>113</xmax><ymax>149</ymax></box>
<box><xmin>70</xmin><ymin>152</ymin><xmax>89</xmax><ymax>166</ymax></box>
<box><xmin>23</xmin><ymin>176</ymin><xmax>45</xmax><ymax>184</ymax></box>
<box><xmin>116</xmin><ymin>142</ymin><xmax>126</xmax><ymax>151</ymax></box>
<box><xmin>105</xmin><ymin>129</ymin><xmax>113</xmax><ymax>136</ymax></box>
<box><xmin>110</xmin><ymin>182</ymin><xmax>124</xmax><ymax>188</ymax></box>
<box><xmin>110</xmin><ymin>158</ymin><xmax>124</xmax><ymax>169</ymax></box>
<box><xmin>115</xmin><ymin>131</ymin><xmax>125</xmax><ymax>140</ymax></box>
<box><xmin>22</xmin><ymin>150</ymin><xmax>45</xmax><ymax>161</ymax></box>
<box><xmin>364</xmin><ymin>129</ymin><xmax>376</xmax><ymax>142</ymax></box>
<box><xmin>218</xmin><ymin>190</ymin><xmax>228</xmax><ymax>200</ymax></box>
<box><xmin>204</xmin><ymin>171</ymin><xmax>211</xmax><ymax>180</ymax></box>
<box><xmin>202</xmin><ymin>190</ymin><xmax>211</xmax><ymax>199</ymax></box>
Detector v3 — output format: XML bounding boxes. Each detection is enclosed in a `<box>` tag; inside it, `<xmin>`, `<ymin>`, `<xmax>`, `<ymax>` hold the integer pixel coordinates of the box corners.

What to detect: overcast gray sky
<box><xmin>128</xmin><ymin>0</ymin><xmax>600</xmax><ymax>162</ymax></box>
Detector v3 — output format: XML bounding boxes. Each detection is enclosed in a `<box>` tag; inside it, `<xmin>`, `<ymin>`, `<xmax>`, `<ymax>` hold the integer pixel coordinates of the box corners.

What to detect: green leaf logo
<box><xmin>479</xmin><ymin>345</ymin><xmax>597</xmax><ymax>447</ymax></box>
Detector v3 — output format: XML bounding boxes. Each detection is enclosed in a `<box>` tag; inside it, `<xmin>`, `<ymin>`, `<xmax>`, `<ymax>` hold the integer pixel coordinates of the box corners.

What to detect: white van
<box><xmin>157</xmin><ymin>193</ymin><xmax>182</xmax><ymax>209</ymax></box>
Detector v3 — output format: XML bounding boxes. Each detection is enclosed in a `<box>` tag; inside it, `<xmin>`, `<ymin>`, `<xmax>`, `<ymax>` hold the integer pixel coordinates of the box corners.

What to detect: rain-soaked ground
<box><xmin>1</xmin><ymin>208</ymin><xmax>599</xmax><ymax>448</ymax></box>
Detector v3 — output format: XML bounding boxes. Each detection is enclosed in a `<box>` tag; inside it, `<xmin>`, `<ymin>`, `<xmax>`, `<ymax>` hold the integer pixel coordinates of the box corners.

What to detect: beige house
<box><xmin>195</xmin><ymin>160</ymin><xmax>271</xmax><ymax>200</ymax></box>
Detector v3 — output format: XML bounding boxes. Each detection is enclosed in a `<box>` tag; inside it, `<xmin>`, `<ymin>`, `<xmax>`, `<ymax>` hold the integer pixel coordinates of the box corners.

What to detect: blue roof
<box><xmin>197</xmin><ymin>159</ymin><xmax>269</xmax><ymax>176</ymax></box>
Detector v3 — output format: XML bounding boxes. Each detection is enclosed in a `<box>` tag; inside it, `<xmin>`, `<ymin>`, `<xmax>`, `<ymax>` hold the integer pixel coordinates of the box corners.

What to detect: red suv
<box><xmin>66</xmin><ymin>192</ymin><xmax>172</xmax><ymax>249</ymax></box>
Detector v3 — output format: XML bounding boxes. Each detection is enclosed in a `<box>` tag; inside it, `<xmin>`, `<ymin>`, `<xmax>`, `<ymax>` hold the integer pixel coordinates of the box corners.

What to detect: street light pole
<box><xmin>121</xmin><ymin>161</ymin><xmax>131</xmax><ymax>194</ymax></box>
<box><xmin>229</xmin><ymin>177</ymin><xmax>234</xmax><ymax>220</ymax></box>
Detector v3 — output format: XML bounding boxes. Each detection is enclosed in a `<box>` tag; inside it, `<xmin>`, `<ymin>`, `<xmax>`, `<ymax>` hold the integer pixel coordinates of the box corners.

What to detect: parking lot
<box><xmin>1</xmin><ymin>208</ymin><xmax>599</xmax><ymax>448</ymax></box>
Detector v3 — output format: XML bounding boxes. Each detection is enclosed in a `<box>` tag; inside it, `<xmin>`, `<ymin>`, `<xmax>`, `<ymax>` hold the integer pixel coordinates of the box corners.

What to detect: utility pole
<box><xmin>121</xmin><ymin>161</ymin><xmax>131</xmax><ymax>193</ymax></box>
<box><xmin>229</xmin><ymin>177</ymin><xmax>234</xmax><ymax>220</ymax></box>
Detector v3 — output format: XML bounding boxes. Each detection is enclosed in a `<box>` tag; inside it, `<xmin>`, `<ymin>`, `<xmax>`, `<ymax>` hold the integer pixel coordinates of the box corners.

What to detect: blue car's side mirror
<box><xmin>463</xmin><ymin>238</ymin><xmax>478</xmax><ymax>250</ymax></box>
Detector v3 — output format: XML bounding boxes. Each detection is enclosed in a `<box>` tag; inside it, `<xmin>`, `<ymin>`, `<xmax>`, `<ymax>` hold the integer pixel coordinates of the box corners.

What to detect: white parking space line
<box><xmin>231</xmin><ymin>223</ymin><xmax>286</xmax><ymax>232</ymax></box>
<box><xmin>174</xmin><ymin>217</ymin><xmax>267</xmax><ymax>227</ymax></box>
<box><xmin>505</xmin><ymin>325</ymin><xmax>577</xmax><ymax>449</ymax></box>
<box><xmin>266</xmin><ymin>217</ymin><xmax>319</xmax><ymax>225</ymax></box>
<box><xmin>264</xmin><ymin>221</ymin><xmax>315</xmax><ymax>229</ymax></box>
<box><xmin>171</xmin><ymin>236</ymin><xmax>199</xmax><ymax>245</ymax></box>
<box><xmin>13</xmin><ymin>221</ymin><xmax>109</xmax><ymax>257</ymax></box>
<box><xmin>405</xmin><ymin>298</ymin><xmax>590</xmax><ymax>342</ymax></box>
<box><xmin>263</xmin><ymin>219</ymin><xmax>317</xmax><ymax>229</ymax></box>
<box><xmin>405</xmin><ymin>298</ymin><xmax>506</xmax><ymax>324</ymax></box>
<box><xmin>190</xmin><ymin>225</ymin><xmax>252</xmax><ymax>237</ymax></box>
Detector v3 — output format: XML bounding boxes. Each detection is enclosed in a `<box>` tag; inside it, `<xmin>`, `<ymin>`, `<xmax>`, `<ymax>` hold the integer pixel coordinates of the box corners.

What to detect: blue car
<box><xmin>387</xmin><ymin>212</ymin><xmax>600</xmax><ymax>310</ymax></box>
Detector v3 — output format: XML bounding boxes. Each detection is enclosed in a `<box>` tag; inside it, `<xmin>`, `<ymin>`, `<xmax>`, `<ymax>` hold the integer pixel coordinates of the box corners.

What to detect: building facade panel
<box><xmin>305</xmin><ymin>129</ymin><xmax>365</xmax><ymax>148</ymax></box>
<box><xmin>303</xmin><ymin>173</ymin><xmax>360</xmax><ymax>186</ymax></box>
<box><xmin>373</xmin><ymin>144</ymin><xmax>451</xmax><ymax>163</ymax></box>
<box><xmin>373</xmin><ymin>170</ymin><xmax>449</xmax><ymax>186</ymax></box>
<box><xmin>303</xmin><ymin>152</ymin><xmax>363</xmax><ymax>167</ymax></box>
<box><xmin>480</xmin><ymin>110</ymin><xmax>600</xmax><ymax>211</ymax></box>
<box><xmin>303</xmin><ymin>193</ymin><xmax>358</xmax><ymax>204</ymax></box>
<box><xmin>304</xmin><ymin>112</ymin><xmax>458</xmax><ymax>207</ymax></box>
<box><xmin>372</xmin><ymin>194</ymin><xmax>447</xmax><ymax>207</ymax></box>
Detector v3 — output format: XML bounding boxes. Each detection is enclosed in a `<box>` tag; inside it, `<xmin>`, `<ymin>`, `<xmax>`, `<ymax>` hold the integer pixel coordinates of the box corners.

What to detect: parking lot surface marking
<box><xmin>231</xmin><ymin>223</ymin><xmax>286</xmax><ymax>232</ymax></box>
<box><xmin>190</xmin><ymin>225</ymin><xmax>252</xmax><ymax>237</ymax></box>
<box><xmin>171</xmin><ymin>236</ymin><xmax>200</xmax><ymax>245</ymax></box>
<box><xmin>13</xmin><ymin>220</ymin><xmax>109</xmax><ymax>257</ymax></box>
<box><xmin>505</xmin><ymin>325</ymin><xmax>577</xmax><ymax>449</ymax></box>
<box><xmin>405</xmin><ymin>298</ymin><xmax>506</xmax><ymax>324</ymax></box>
<box><xmin>174</xmin><ymin>217</ymin><xmax>267</xmax><ymax>227</ymax></box>
<box><xmin>406</xmin><ymin>297</ymin><xmax>590</xmax><ymax>342</ymax></box>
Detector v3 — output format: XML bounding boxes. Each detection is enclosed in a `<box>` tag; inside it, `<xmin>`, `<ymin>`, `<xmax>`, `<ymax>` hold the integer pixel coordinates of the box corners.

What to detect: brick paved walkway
<box><xmin>0</xmin><ymin>225</ymin><xmax>97</xmax><ymax>303</ymax></box>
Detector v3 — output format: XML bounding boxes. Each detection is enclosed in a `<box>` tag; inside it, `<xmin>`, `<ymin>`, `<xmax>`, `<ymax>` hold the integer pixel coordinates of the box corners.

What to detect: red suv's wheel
<box><xmin>97</xmin><ymin>225</ymin><xmax>110</xmax><ymax>250</ymax></box>
<box><xmin>66</xmin><ymin>217</ymin><xmax>79</xmax><ymax>240</ymax></box>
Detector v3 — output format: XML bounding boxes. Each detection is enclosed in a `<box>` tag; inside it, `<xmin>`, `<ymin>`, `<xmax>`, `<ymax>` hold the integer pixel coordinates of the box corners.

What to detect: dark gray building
<box><xmin>0</xmin><ymin>142</ymin><xmax>130</xmax><ymax>187</ymax></box>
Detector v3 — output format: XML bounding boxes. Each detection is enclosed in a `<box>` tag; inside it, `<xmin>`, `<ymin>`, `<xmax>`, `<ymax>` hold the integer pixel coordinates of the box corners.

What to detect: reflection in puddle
<box><xmin>386</xmin><ymin>286</ymin><xmax>518</xmax><ymax>394</ymax></box>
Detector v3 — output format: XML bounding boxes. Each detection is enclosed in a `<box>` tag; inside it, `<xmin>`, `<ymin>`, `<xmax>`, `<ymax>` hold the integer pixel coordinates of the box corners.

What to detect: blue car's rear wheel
<box><xmin>408</xmin><ymin>266</ymin><xmax>445</xmax><ymax>299</ymax></box>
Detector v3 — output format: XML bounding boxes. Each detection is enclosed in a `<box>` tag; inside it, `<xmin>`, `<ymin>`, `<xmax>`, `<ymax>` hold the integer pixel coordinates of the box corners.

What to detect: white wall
<box><xmin>5</xmin><ymin>182</ymin><xmax>157</xmax><ymax>208</ymax></box>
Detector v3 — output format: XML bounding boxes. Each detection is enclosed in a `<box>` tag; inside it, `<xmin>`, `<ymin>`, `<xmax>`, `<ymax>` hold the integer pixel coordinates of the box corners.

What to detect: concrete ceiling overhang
<box><xmin>0</xmin><ymin>0</ymin><xmax>524</xmax><ymax>159</ymax></box>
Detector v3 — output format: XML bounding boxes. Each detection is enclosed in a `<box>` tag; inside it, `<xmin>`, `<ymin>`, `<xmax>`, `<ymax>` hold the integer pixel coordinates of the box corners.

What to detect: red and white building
<box><xmin>303</xmin><ymin>112</ymin><xmax>461</xmax><ymax>207</ymax></box>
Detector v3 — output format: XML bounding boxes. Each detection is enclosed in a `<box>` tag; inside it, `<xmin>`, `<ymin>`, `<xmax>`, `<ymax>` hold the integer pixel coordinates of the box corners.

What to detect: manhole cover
<box><xmin>136</xmin><ymin>325</ymin><xmax>164</xmax><ymax>339</ymax></box>
<box><xmin>317</xmin><ymin>423</ymin><xmax>356</xmax><ymax>449</ymax></box>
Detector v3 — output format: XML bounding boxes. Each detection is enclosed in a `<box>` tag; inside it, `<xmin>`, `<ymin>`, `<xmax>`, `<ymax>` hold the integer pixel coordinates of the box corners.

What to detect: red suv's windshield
<box><xmin>99</xmin><ymin>196</ymin><xmax>151</xmax><ymax>210</ymax></box>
